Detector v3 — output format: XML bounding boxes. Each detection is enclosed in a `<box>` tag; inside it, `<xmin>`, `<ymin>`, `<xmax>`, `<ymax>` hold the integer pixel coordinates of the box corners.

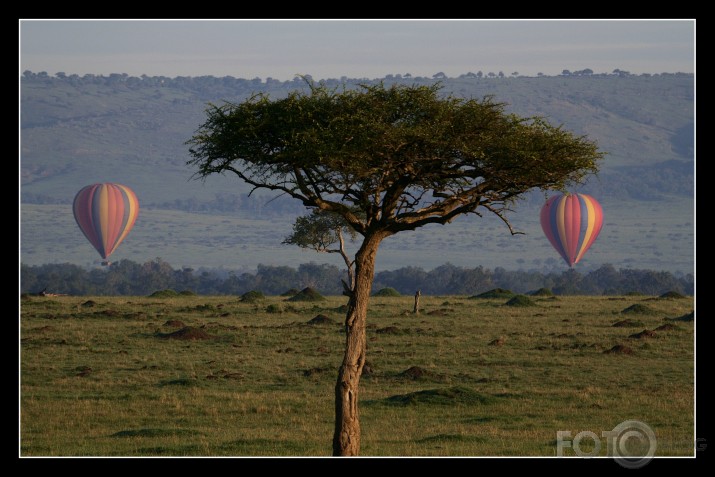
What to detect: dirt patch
<box><xmin>621</xmin><ymin>304</ymin><xmax>655</xmax><ymax>314</ymax></box>
<box><xmin>604</xmin><ymin>345</ymin><xmax>634</xmax><ymax>355</ymax></box>
<box><xmin>307</xmin><ymin>314</ymin><xmax>335</xmax><ymax>325</ymax></box>
<box><xmin>668</xmin><ymin>311</ymin><xmax>694</xmax><ymax>322</ymax></box>
<box><xmin>427</xmin><ymin>309</ymin><xmax>452</xmax><ymax>316</ymax></box>
<box><xmin>629</xmin><ymin>329</ymin><xmax>657</xmax><ymax>340</ymax></box>
<box><xmin>124</xmin><ymin>312</ymin><xmax>147</xmax><ymax>320</ymax></box>
<box><xmin>80</xmin><ymin>300</ymin><xmax>97</xmax><ymax>308</ymax></box>
<box><xmin>470</xmin><ymin>288</ymin><xmax>514</xmax><ymax>299</ymax></box>
<box><xmin>75</xmin><ymin>365</ymin><xmax>92</xmax><ymax>377</ymax></box>
<box><xmin>303</xmin><ymin>367</ymin><xmax>330</xmax><ymax>377</ymax></box>
<box><xmin>379</xmin><ymin>386</ymin><xmax>496</xmax><ymax>406</ymax></box>
<box><xmin>399</xmin><ymin>366</ymin><xmax>430</xmax><ymax>379</ymax></box>
<box><xmin>654</xmin><ymin>323</ymin><xmax>678</xmax><ymax>331</ymax></box>
<box><xmin>555</xmin><ymin>333</ymin><xmax>575</xmax><ymax>338</ymax></box>
<box><xmin>156</xmin><ymin>326</ymin><xmax>214</xmax><ymax>340</ymax></box>
<box><xmin>528</xmin><ymin>287</ymin><xmax>554</xmax><ymax>296</ymax></box>
<box><xmin>287</xmin><ymin>287</ymin><xmax>326</xmax><ymax>302</ymax></box>
<box><xmin>374</xmin><ymin>287</ymin><xmax>401</xmax><ymax>297</ymax></box>
<box><xmin>659</xmin><ymin>291</ymin><xmax>686</xmax><ymax>299</ymax></box>
<box><xmin>505</xmin><ymin>295</ymin><xmax>535</xmax><ymax>307</ymax></box>
<box><xmin>488</xmin><ymin>337</ymin><xmax>505</xmax><ymax>347</ymax></box>
<box><xmin>148</xmin><ymin>289</ymin><xmax>178</xmax><ymax>298</ymax></box>
<box><xmin>394</xmin><ymin>366</ymin><xmax>449</xmax><ymax>382</ymax></box>
<box><xmin>163</xmin><ymin>320</ymin><xmax>185</xmax><ymax>328</ymax></box>
<box><xmin>240</xmin><ymin>290</ymin><xmax>265</xmax><ymax>303</ymax></box>
<box><xmin>612</xmin><ymin>319</ymin><xmax>645</xmax><ymax>327</ymax></box>
<box><xmin>159</xmin><ymin>378</ymin><xmax>196</xmax><ymax>386</ymax></box>
<box><xmin>111</xmin><ymin>428</ymin><xmax>200</xmax><ymax>438</ymax></box>
<box><xmin>201</xmin><ymin>322</ymin><xmax>238</xmax><ymax>330</ymax></box>
<box><xmin>95</xmin><ymin>309</ymin><xmax>119</xmax><ymax>317</ymax></box>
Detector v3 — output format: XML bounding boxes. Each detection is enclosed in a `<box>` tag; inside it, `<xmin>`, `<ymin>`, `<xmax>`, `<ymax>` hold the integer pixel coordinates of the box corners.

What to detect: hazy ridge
<box><xmin>20</xmin><ymin>72</ymin><xmax>694</xmax><ymax>274</ymax></box>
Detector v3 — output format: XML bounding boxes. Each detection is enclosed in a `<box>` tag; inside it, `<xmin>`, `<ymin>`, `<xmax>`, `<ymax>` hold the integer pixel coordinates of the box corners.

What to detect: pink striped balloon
<box><xmin>73</xmin><ymin>183</ymin><xmax>139</xmax><ymax>262</ymax></box>
<box><xmin>540</xmin><ymin>193</ymin><xmax>603</xmax><ymax>267</ymax></box>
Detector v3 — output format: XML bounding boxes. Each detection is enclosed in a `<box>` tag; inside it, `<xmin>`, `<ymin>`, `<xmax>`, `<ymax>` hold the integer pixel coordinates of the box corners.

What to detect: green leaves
<box><xmin>188</xmin><ymin>82</ymin><xmax>603</xmax><ymax>235</ymax></box>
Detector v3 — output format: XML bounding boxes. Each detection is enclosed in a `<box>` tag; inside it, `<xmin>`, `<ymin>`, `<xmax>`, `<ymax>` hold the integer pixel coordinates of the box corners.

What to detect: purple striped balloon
<box><xmin>73</xmin><ymin>183</ymin><xmax>139</xmax><ymax>263</ymax></box>
<box><xmin>540</xmin><ymin>193</ymin><xmax>603</xmax><ymax>267</ymax></box>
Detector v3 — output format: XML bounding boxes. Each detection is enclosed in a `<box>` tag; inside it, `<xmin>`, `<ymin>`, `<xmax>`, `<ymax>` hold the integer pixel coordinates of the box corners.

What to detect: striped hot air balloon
<box><xmin>540</xmin><ymin>193</ymin><xmax>603</xmax><ymax>267</ymax></box>
<box><xmin>73</xmin><ymin>183</ymin><xmax>139</xmax><ymax>265</ymax></box>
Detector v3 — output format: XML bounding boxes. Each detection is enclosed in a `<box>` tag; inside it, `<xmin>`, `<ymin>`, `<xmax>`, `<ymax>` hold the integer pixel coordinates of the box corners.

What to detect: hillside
<box><xmin>20</xmin><ymin>72</ymin><xmax>694</xmax><ymax>274</ymax></box>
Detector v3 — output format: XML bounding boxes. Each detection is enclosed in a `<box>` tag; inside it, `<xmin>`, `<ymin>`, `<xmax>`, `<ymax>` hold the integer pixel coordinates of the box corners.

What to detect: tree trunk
<box><xmin>332</xmin><ymin>232</ymin><xmax>384</xmax><ymax>456</ymax></box>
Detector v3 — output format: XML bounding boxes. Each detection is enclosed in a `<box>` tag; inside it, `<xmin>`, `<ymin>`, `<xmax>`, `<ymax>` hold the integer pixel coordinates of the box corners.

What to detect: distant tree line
<box><xmin>21</xmin><ymin>70</ymin><xmax>693</xmax><ymax>98</ymax></box>
<box><xmin>20</xmin><ymin>259</ymin><xmax>693</xmax><ymax>297</ymax></box>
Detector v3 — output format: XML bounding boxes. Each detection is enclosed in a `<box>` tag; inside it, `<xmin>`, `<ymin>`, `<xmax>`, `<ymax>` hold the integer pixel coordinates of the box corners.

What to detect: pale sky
<box><xmin>20</xmin><ymin>19</ymin><xmax>695</xmax><ymax>80</ymax></box>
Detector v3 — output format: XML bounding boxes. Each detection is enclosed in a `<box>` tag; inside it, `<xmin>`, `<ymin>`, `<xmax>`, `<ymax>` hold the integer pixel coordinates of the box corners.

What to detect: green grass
<box><xmin>20</xmin><ymin>294</ymin><xmax>694</xmax><ymax>457</ymax></box>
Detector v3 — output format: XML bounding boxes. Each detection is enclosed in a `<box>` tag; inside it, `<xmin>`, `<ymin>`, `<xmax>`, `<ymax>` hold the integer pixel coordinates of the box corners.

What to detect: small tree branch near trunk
<box><xmin>337</xmin><ymin>229</ymin><xmax>355</xmax><ymax>290</ymax></box>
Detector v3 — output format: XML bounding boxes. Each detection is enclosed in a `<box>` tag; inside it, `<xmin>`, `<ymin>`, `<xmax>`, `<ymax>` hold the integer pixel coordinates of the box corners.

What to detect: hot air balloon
<box><xmin>73</xmin><ymin>183</ymin><xmax>139</xmax><ymax>265</ymax></box>
<box><xmin>540</xmin><ymin>193</ymin><xmax>603</xmax><ymax>267</ymax></box>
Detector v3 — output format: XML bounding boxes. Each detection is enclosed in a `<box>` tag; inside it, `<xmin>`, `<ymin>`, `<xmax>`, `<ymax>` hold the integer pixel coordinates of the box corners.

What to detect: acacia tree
<box><xmin>187</xmin><ymin>82</ymin><xmax>602</xmax><ymax>456</ymax></box>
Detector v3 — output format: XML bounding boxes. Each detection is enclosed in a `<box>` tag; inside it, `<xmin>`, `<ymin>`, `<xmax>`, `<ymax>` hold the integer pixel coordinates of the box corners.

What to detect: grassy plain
<box><xmin>20</xmin><ymin>198</ymin><xmax>695</xmax><ymax>275</ymax></box>
<box><xmin>20</xmin><ymin>293</ymin><xmax>694</xmax><ymax>457</ymax></box>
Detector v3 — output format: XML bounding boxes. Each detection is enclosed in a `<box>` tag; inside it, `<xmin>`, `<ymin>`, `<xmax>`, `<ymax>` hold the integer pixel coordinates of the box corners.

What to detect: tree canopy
<box><xmin>188</xmin><ymin>82</ymin><xmax>602</xmax><ymax>239</ymax></box>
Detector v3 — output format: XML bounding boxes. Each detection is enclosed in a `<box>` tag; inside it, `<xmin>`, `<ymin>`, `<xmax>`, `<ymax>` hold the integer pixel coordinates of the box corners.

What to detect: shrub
<box><xmin>287</xmin><ymin>287</ymin><xmax>325</xmax><ymax>302</ymax></box>
<box><xmin>241</xmin><ymin>290</ymin><xmax>266</xmax><ymax>303</ymax></box>
<box><xmin>148</xmin><ymin>289</ymin><xmax>178</xmax><ymax>298</ymax></box>
<box><xmin>374</xmin><ymin>287</ymin><xmax>401</xmax><ymax>297</ymax></box>
<box><xmin>621</xmin><ymin>304</ymin><xmax>655</xmax><ymax>314</ymax></box>
<box><xmin>659</xmin><ymin>291</ymin><xmax>685</xmax><ymax>299</ymax></box>
<box><xmin>470</xmin><ymin>288</ymin><xmax>514</xmax><ymax>299</ymax></box>
<box><xmin>528</xmin><ymin>287</ymin><xmax>553</xmax><ymax>297</ymax></box>
<box><xmin>504</xmin><ymin>295</ymin><xmax>535</xmax><ymax>307</ymax></box>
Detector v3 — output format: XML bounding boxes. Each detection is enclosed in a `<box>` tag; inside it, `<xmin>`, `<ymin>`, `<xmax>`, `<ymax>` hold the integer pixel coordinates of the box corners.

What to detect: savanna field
<box><xmin>20</xmin><ymin>291</ymin><xmax>694</xmax><ymax>457</ymax></box>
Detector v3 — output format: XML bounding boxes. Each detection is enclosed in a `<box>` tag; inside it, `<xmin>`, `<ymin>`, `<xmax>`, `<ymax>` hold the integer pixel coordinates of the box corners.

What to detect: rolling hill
<box><xmin>20</xmin><ymin>72</ymin><xmax>694</xmax><ymax>274</ymax></box>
